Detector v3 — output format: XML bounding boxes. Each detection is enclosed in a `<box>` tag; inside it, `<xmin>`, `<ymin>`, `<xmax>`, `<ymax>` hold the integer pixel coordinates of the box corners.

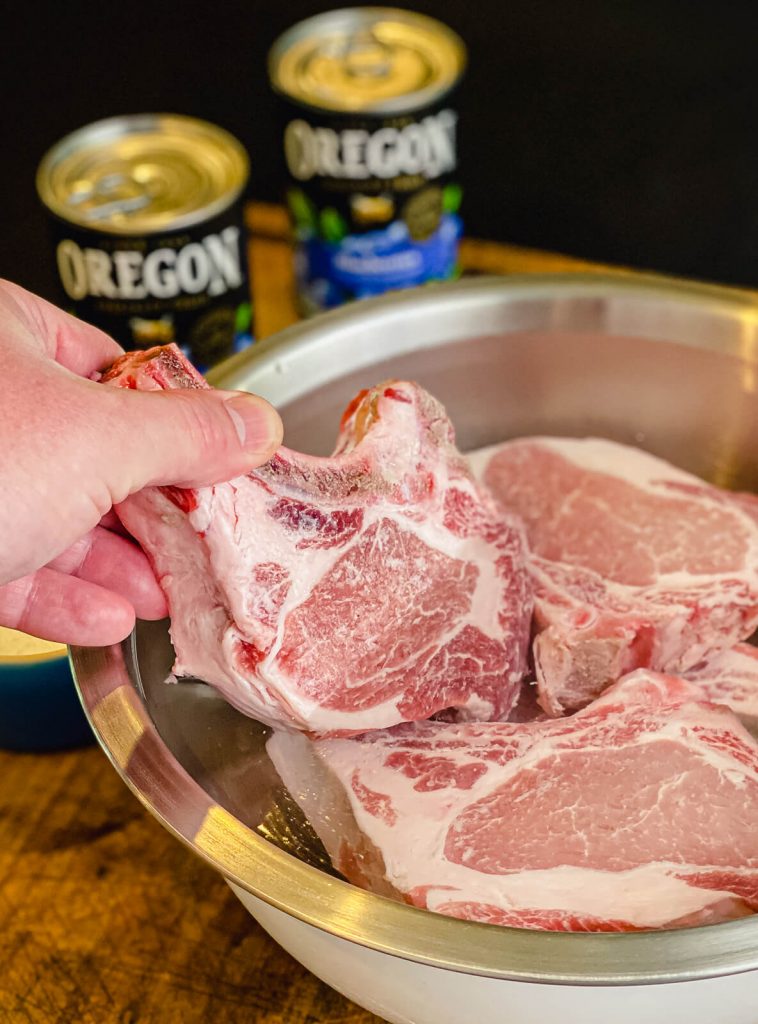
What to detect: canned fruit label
<box><xmin>270</xmin><ymin>9</ymin><xmax>466</xmax><ymax>313</ymax></box>
<box><xmin>37</xmin><ymin>114</ymin><xmax>254</xmax><ymax>370</ymax></box>
<box><xmin>283</xmin><ymin>109</ymin><xmax>458</xmax><ymax>181</ymax></box>
<box><xmin>48</xmin><ymin>206</ymin><xmax>253</xmax><ymax>371</ymax></box>
<box><xmin>283</xmin><ymin>106</ymin><xmax>463</xmax><ymax>311</ymax></box>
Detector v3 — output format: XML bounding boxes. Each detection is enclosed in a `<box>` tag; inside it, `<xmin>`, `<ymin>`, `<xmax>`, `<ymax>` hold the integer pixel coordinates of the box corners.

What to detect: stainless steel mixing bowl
<box><xmin>71</xmin><ymin>275</ymin><xmax>758</xmax><ymax>1024</ymax></box>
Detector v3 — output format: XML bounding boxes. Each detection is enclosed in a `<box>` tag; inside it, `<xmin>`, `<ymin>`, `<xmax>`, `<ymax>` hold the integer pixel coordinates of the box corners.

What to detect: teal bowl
<box><xmin>0</xmin><ymin>644</ymin><xmax>94</xmax><ymax>752</ymax></box>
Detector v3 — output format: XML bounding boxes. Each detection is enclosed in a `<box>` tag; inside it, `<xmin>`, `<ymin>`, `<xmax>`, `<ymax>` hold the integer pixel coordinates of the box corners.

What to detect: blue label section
<box><xmin>297</xmin><ymin>213</ymin><xmax>462</xmax><ymax>310</ymax></box>
<box><xmin>232</xmin><ymin>330</ymin><xmax>255</xmax><ymax>354</ymax></box>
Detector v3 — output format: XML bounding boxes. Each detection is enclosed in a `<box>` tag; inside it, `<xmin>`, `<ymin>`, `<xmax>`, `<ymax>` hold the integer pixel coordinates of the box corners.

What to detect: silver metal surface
<box><xmin>73</xmin><ymin>274</ymin><xmax>758</xmax><ymax>985</ymax></box>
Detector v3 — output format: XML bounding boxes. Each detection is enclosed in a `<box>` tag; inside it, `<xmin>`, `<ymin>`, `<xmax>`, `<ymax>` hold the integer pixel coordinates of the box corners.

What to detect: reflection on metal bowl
<box><xmin>72</xmin><ymin>275</ymin><xmax>758</xmax><ymax>1024</ymax></box>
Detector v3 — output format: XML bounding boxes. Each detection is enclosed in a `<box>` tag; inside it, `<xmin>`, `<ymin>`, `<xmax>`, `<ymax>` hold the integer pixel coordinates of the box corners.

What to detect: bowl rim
<box><xmin>73</xmin><ymin>273</ymin><xmax>758</xmax><ymax>987</ymax></box>
<box><xmin>206</xmin><ymin>268</ymin><xmax>758</xmax><ymax>391</ymax></box>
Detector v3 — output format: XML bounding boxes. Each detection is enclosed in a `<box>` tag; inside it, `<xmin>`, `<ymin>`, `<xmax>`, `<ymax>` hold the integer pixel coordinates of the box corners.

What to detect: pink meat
<box><xmin>101</xmin><ymin>344</ymin><xmax>532</xmax><ymax>734</ymax></box>
<box><xmin>470</xmin><ymin>438</ymin><xmax>758</xmax><ymax>716</ymax></box>
<box><xmin>267</xmin><ymin>670</ymin><xmax>758</xmax><ymax>931</ymax></box>
<box><xmin>685</xmin><ymin>643</ymin><xmax>758</xmax><ymax>724</ymax></box>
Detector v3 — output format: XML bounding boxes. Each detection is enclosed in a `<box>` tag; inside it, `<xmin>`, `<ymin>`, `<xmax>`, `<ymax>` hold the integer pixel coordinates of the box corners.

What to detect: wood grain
<box><xmin>0</xmin><ymin>746</ymin><xmax>380</xmax><ymax>1024</ymax></box>
<box><xmin>0</xmin><ymin>203</ymin><xmax>643</xmax><ymax>1024</ymax></box>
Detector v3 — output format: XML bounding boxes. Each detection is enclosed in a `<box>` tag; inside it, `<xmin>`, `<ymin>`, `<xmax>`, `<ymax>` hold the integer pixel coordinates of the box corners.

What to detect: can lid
<box><xmin>36</xmin><ymin>114</ymin><xmax>250</xmax><ymax>235</ymax></box>
<box><xmin>269</xmin><ymin>7</ymin><xmax>466</xmax><ymax>114</ymax></box>
<box><xmin>0</xmin><ymin>625</ymin><xmax>67</xmax><ymax>663</ymax></box>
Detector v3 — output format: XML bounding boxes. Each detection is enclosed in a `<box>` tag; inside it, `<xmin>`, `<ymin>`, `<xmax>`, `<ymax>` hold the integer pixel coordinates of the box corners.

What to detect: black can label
<box><xmin>280</xmin><ymin>100</ymin><xmax>463</xmax><ymax>312</ymax></box>
<box><xmin>48</xmin><ymin>202</ymin><xmax>253</xmax><ymax>371</ymax></box>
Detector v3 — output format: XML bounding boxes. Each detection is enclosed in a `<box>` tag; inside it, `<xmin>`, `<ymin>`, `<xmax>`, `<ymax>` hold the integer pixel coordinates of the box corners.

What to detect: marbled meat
<box><xmin>268</xmin><ymin>670</ymin><xmax>758</xmax><ymax>931</ymax></box>
<box><xmin>101</xmin><ymin>345</ymin><xmax>532</xmax><ymax>733</ymax></box>
<box><xmin>470</xmin><ymin>438</ymin><xmax>758</xmax><ymax>716</ymax></box>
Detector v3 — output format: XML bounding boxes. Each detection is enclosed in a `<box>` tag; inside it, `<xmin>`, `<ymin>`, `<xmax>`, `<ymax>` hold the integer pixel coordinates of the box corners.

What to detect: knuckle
<box><xmin>0</xmin><ymin>573</ymin><xmax>38</xmax><ymax>633</ymax></box>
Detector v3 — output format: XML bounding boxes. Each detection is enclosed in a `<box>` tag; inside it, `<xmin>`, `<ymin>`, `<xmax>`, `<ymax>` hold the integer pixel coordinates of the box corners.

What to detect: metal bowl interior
<box><xmin>72</xmin><ymin>274</ymin><xmax>758</xmax><ymax>986</ymax></box>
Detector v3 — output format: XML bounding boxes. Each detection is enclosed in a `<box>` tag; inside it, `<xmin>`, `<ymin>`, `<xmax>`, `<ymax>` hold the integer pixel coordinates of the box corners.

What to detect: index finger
<box><xmin>0</xmin><ymin>279</ymin><xmax>124</xmax><ymax>377</ymax></box>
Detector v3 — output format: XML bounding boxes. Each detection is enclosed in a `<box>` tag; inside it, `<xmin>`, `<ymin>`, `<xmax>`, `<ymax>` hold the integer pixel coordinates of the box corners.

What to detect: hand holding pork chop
<box><xmin>0</xmin><ymin>281</ymin><xmax>282</xmax><ymax>645</ymax></box>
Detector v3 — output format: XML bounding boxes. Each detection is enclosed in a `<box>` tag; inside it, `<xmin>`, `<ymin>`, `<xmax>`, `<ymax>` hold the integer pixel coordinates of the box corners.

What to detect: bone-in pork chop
<box><xmin>101</xmin><ymin>345</ymin><xmax>532</xmax><ymax>733</ymax></box>
<box><xmin>268</xmin><ymin>670</ymin><xmax>758</xmax><ymax>931</ymax></box>
<box><xmin>470</xmin><ymin>438</ymin><xmax>758</xmax><ymax>716</ymax></box>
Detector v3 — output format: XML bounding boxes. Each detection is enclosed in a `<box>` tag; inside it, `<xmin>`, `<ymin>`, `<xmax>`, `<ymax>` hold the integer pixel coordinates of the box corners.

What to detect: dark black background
<box><xmin>3</xmin><ymin>0</ymin><xmax>758</xmax><ymax>301</ymax></box>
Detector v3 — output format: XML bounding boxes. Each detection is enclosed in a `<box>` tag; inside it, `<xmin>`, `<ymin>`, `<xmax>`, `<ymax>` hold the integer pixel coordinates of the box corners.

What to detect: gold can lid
<box><xmin>0</xmin><ymin>625</ymin><xmax>67</xmax><ymax>662</ymax></box>
<box><xmin>36</xmin><ymin>114</ymin><xmax>249</xmax><ymax>236</ymax></box>
<box><xmin>269</xmin><ymin>7</ymin><xmax>466</xmax><ymax>115</ymax></box>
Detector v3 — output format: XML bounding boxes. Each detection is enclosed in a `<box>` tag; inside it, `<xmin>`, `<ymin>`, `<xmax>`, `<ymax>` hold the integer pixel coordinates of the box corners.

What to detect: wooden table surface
<box><xmin>0</xmin><ymin>204</ymin><xmax>646</xmax><ymax>1024</ymax></box>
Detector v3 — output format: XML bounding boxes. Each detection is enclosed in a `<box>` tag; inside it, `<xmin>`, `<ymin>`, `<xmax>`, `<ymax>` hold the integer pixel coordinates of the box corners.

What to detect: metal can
<box><xmin>269</xmin><ymin>7</ymin><xmax>466</xmax><ymax>314</ymax></box>
<box><xmin>36</xmin><ymin>114</ymin><xmax>253</xmax><ymax>371</ymax></box>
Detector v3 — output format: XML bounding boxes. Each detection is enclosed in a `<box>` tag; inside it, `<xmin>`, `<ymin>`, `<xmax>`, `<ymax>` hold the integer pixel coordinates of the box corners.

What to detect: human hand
<box><xmin>0</xmin><ymin>281</ymin><xmax>283</xmax><ymax>646</ymax></box>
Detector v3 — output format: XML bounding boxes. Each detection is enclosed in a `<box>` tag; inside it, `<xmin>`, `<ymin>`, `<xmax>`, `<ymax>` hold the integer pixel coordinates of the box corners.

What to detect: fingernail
<box><xmin>225</xmin><ymin>393</ymin><xmax>283</xmax><ymax>453</ymax></box>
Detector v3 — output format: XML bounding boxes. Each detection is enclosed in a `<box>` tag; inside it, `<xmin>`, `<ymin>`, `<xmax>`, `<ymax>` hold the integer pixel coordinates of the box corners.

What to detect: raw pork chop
<box><xmin>686</xmin><ymin>643</ymin><xmax>758</xmax><ymax>727</ymax></box>
<box><xmin>470</xmin><ymin>438</ymin><xmax>758</xmax><ymax>716</ymax></box>
<box><xmin>102</xmin><ymin>345</ymin><xmax>531</xmax><ymax>733</ymax></box>
<box><xmin>268</xmin><ymin>670</ymin><xmax>758</xmax><ymax>931</ymax></box>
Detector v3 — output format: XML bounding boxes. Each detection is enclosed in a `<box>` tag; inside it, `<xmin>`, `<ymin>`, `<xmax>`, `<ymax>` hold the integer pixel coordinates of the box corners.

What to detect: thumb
<box><xmin>104</xmin><ymin>385</ymin><xmax>284</xmax><ymax>492</ymax></box>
